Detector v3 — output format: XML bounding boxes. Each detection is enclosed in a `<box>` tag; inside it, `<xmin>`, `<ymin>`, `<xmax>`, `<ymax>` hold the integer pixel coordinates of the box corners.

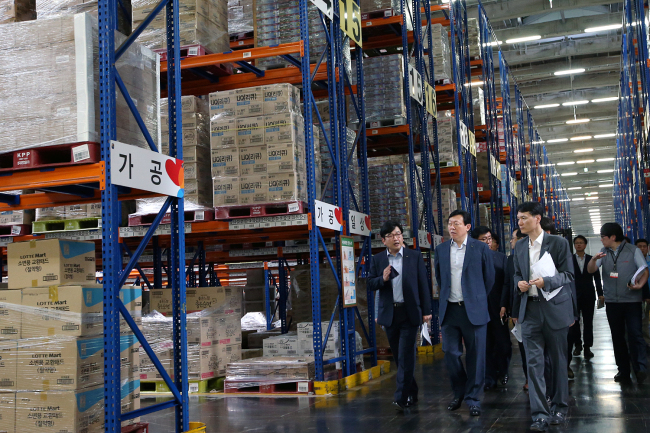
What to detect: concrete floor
<box><xmin>142</xmin><ymin>307</ymin><xmax>650</xmax><ymax>432</ymax></box>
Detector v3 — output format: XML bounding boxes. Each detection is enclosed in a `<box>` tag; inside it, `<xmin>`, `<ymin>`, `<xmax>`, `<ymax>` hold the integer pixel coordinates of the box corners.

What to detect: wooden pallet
<box><xmin>141</xmin><ymin>377</ymin><xmax>223</xmax><ymax>394</ymax></box>
<box><xmin>361</xmin><ymin>8</ymin><xmax>396</xmax><ymax>20</ymax></box>
<box><xmin>0</xmin><ymin>142</ymin><xmax>100</xmax><ymax>172</ymax></box>
<box><xmin>215</xmin><ymin>201</ymin><xmax>306</xmax><ymax>220</ymax></box>
<box><xmin>32</xmin><ymin>217</ymin><xmax>101</xmax><ymax>234</ymax></box>
<box><xmin>358</xmin><ymin>117</ymin><xmax>407</xmax><ymax>129</ymax></box>
<box><xmin>128</xmin><ymin>209</ymin><xmax>214</xmax><ymax>226</ymax></box>
<box><xmin>224</xmin><ymin>379</ymin><xmax>313</xmax><ymax>394</ymax></box>
<box><xmin>0</xmin><ymin>224</ymin><xmax>30</xmax><ymax>237</ymax></box>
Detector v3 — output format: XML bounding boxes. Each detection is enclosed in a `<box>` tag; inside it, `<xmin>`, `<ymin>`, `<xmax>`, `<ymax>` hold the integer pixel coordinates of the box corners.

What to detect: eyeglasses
<box><xmin>384</xmin><ymin>232</ymin><xmax>403</xmax><ymax>240</ymax></box>
<box><xmin>447</xmin><ymin>221</ymin><xmax>466</xmax><ymax>228</ymax></box>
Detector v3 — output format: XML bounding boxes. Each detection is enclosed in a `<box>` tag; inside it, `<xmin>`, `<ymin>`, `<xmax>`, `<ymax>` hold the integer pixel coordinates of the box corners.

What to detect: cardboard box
<box><xmin>138</xmin><ymin>342</ymin><xmax>172</xmax><ymax>381</ymax></box>
<box><xmin>186</xmin><ymin>315</ymin><xmax>216</xmax><ymax>346</ymax></box>
<box><xmin>20</xmin><ymin>285</ymin><xmax>103</xmax><ymax>339</ymax></box>
<box><xmin>0</xmin><ymin>291</ymin><xmax>21</xmax><ymax>341</ymax></box>
<box><xmin>87</xmin><ymin>203</ymin><xmax>102</xmax><ymax>218</ymax></box>
<box><xmin>234</xmin><ymin>88</ymin><xmax>264</xmax><ymax>118</ymax></box>
<box><xmin>0</xmin><ymin>209</ymin><xmax>34</xmax><ymax>226</ymax></box>
<box><xmin>149</xmin><ymin>287</ymin><xmax>226</xmax><ymax>314</ymax></box>
<box><xmin>7</xmin><ymin>239</ymin><xmax>96</xmax><ymax>289</ymax></box>
<box><xmin>120</xmin><ymin>334</ymin><xmax>140</xmax><ymax>378</ymax></box>
<box><xmin>179</xmin><ymin>145</ymin><xmax>210</xmax><ymax>163</ymax></box>
<box><xmin>236</xmin><ymin>116</ymin><xmax>265</xmax><ymax>147</ymax></box>
<box><xmin>161</xmin><ymin>129</ymin><xmax>206</xmax><ymax>150</ymax></box>
<box><xmin>267</xmin><ymin>141</ymin><xmax>304</xmax><ymax>174</ymax></box>
<box><xmin>120</xmin><ymin>286</ymin><xmax>143</xmax><ymax>332</ymax></box>
<box><xmin>209</xmin><ymin>90</ymin><xmax>236</xmax><ymax>119</ymax></box>
<box><xmin>213</xmin><ymin>314</ymin><xmax>241</xmax><ymax>345</ymax></box>
<box><xmin>64</xmin><ymin>204</ymin><xmax>87</xmax><ymax>219</ymax></box>
<box><xmin>0</xmin><ymin>342</ymin><xmax>16</xmax><ymax>392</ymax></box>
<box><xmin>263</xmin><ymin>84</ymin><xmax>300</xmax><ymax>115</ymax></box>
<box><xmin>211</xmin><ymin>147</ymin><xmax>239</xmax><ymax>178</ymax></box>
<box><xmin>187</xmin><ymin>344</ymin><xmax>217</xmax><ymax>380</ymax></box>
<box><xmin>268</xmin><ymin>172</ymin><xmax>306</xmax><ymax>202</ymax></box>
<box><xmin>0</xmin><ymin>393</ymin><xmax>15</xmax><ymax>433</ymax></box>
<box><xmin>264</xmin><ymin>113</ymin><xmax>302</xmax><ymax>144</ymax></box>
<box><xmin>16</xmin><ymin>336</ymin><xmax>103</xmax><ymax>391</ymax></box>
<box><xmin>239</xmin><ymin>175</ymin><xmax>268</xmax><ymax>204</ymax></box>
<box><xmin>213</xmin><ymin>177</ymin><xmax>239</xmax><ymax>207</ymax></box>
<box><xmin>15</xmin><ymin>386</ymin><xmax>104</xmax><ymax>433</ymax></box>
<box><xmin>210</xmin><ymin>118</ymin><xmax>237</xmax><ymax>148</ymax></box>
<box><xmin>184</xmin><ymin>161</ymin><xmax>211</xmax><ymax>181</ymax></box>
<box><xmin>120</xmin><ymin>378</ymin><xmax>141</xmax><ymax>427</ymax></box>
<box><xmin>213</xmin><ymin>286</ymin><xmax>242</xmax><ymax>315</ymax></box>
<box><xmin>263</xmin><ymin>335</ymin><xmax>299</xmax><ymax>357</ymax></box>
<box><xmin>239</xmin><ymin>145</ymin><xmax>267</xmax><ymax>176</ymax></box>
<box><xmin>214</xmin><ymin>343</ymin><xmax>241</xmax><ymax>375</ymax></box>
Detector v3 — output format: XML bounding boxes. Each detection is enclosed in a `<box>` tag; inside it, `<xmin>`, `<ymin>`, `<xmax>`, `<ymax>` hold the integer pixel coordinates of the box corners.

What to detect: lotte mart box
<box><xmin>210</xmin><ymin>118</ymin><xmax>237</xmax><ymax>148</ymax></box>
<box><xmin>211</xmin><ymin>147</ymin><xmax>239</xmax><ymax>178</ymax></box>
<box><xmin>0</xmin><ymin>392</ymin><xmax>15</xmax><ymax>433</ymax></box>
<box><xmin>7</xmin><ymin>239</ymin><xmax>96</xmax><ymax>289</ymax></box>
<box><xmin>239</xmin><ymin>145</ymin><xmax>267</xmax><ymax>176</ymax></box>
<box><xmin>213</xmin><ymin>177</ymin><xmax>239</xmax><ymax>207</ymax></box>
<box><xmin>15</xmin><ymin>386</ymin><xmax>104</xmax><ymax>433</ymax></box>
<box><xmin>16</xmin><ymin>336</ymin><xmax>104</xmax><ymax>391</ymax></box>
<box><xmin>20</xmin><ymin>285</ymin><xmax>103</xmax><ymax>339</ymax></box>
<box><xmin>149</xmin><ymin>287</ymin><xmax>226</xmax><ymax>314</ymax></box>
<box><xmin>0</xmin><ymin>291</ymin><xmax>21</xmax><ymax>341</ymax></box>
<box><xmin>236</xmin><ymin>116</ymin><xmax>265</xmax><ymax>147</ymax></box>
<box><xmin>121</xmin><ymin>334</ymin><xmax>140</xmax><ymax>377</ymax></box>
<box><xmin>120</xmin><ymin>378</ymin><xmax>141</xmax><ymax>427</ymax></box>
<box><xmin>239</xmin><ymin>175</ymin><xmax>268</xmax><ymax>204</ymax></box>
<box><xmin>0</xmin><ymin>342</ymin><xmax>17</xmax><ymax>392</ymax></box>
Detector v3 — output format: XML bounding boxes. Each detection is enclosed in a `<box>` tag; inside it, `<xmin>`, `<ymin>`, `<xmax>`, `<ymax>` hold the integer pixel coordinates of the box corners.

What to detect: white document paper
<box><xmin>532</xmin><ymin>253</ymin><xmax>563</xmax><ymax>301</ymax></box>
<box><xmin>421</xmin><ymin>322</ymin><xmax>432</xmax><ymax>345</ymax></box>
<box><xmin>511</xmin><ymin>323</ymin><xmax>523</xmax><ymax>343</ymax></box>
<box><xmin>631</xmin><ymin>265</ymin><xmax>648</xmax><ymax>285</ymax></box>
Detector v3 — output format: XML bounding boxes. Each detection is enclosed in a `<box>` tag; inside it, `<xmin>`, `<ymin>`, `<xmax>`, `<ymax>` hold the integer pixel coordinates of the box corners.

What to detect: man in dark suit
<box><xmin>434</xmin><ymin>210</ymin><xmax>494</xmax><ymax>416</ymax></box>
<box><xmin>368</xmin><ymin>220</ymin><xmax>432</xmax><ymax>411</ymax></box>
<box><xmin>569</xmin><ymin>235</ymin><xmax>603</xmax><ymax>360</ymax></box>
<box><xmin>501</xmin><ymin>228</ymin><xmax>529</xmax><ymax>391</ymax></box>
<box><xmin>512</xmin><ymin>202</ymin><xmax>576</xmax><ymax>432</ymax></box>
<box><xmin>472</xmin><ymin>226</ymin><xmax>511</xmax><ymax>390</ymax></box>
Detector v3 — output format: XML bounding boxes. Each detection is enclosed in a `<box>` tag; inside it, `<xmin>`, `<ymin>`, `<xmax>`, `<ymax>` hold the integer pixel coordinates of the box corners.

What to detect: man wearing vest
<box><xmin>588</xmin><ymin>222</ymin><xmax>649</xmax><ymax>384</ymax></box>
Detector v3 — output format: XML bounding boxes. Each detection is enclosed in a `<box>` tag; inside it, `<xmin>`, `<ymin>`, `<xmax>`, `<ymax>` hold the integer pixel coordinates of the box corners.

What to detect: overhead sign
<box><xmin>408</xmin><ymin>64</ymin><xmax>424</xmax><ymax>106</ymax></box>
<box><xmin>110</xmin><ymin>141</ymin><xmax>184</xmax><ymax>197</ymax></box>
<box><xmin>310</xmin><ymin>0</ymin><xmax>333</xmax><ymax>19</ymax></box>
<box><xmin>340</xmin><ymin>0</ymin><xmax>362</xmax><ymax>47</ymax></box>
<box><xmin>314</xmin><ymin>200</ymin><xmax>342</xmax><ymax>231</ymax></box>
<box><xmin>425</xmin><ymin>82</ymin><xmax>437</xmax><ymax>118</ymax></box>
<box><xmin>349</xmin><ymin>210</ymin><xmax>371</xmax><ymax>236</ymax></box>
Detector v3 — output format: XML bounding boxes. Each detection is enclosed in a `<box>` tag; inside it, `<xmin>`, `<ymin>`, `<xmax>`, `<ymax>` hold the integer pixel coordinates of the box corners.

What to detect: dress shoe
<box><xmin>530</xmin><ymin>418</ymin><xmax>549</xmax><ymax>432</ymax></box>
<box><xmin>392</xmin><ymin>401</ymin><xmax>406</xmax><ymax>412</ymax></box>
<box><xmin>636</xmin><ymin>371</ymin><xmax>647</xmax><ymax>385</ymax></box>
<box><xmin>447</xmin><ymin>398</ymin><xmax>463</xmax><ymax>411</ymax></box>
<box><xmin>406</xmin><ymin>395</ymin><xmax>418</xmax><ymax>406</ymax></box>
<box><xmin>546</xmin><ymin>395</ymin><xmax>552</xmax><ymax>405</ymax></box>
<box><xmin>469</xmin><ymin>406</ymin><xmax>481</xmax><ymax>416</ymax></box>
<box><xmin>614</xmin><ymin>372</ymin><xmax>632</xmax><ymax>383</ymax></box>
<box><xmin>500</xmin><ymin>374</ymin><xmax>509</xmax><ymax>386</ymax></box>
<box><xmin>567</xmin><ymin>366</ymin><xmax>574</xmax><ymax>379</ymax></box>
<box><xmin>484</xmin><ymin>384</ymin><xmax>495</xmax><ymax>392</ymax></box>
<box><xmin>573</xmin><ymin>347</ymin><xmax>582</xmax><ymax>356</ymax></box>
<box><xmin>584</xmin><ymin>348</ymin><xmax>594</xmax><ymax>358</ymax></box>
<box><xmin>550</xmin><ymin>412</ymin><xmax>567</xmax><ymax>425</ymax></box>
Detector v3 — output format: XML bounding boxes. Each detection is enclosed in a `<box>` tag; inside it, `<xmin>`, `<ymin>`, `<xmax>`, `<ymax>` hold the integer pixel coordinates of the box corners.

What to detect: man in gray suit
<box><xmin>512</xmin><ymin>202</ymin><xmax>576</xmax><ymax>432</ymax></box>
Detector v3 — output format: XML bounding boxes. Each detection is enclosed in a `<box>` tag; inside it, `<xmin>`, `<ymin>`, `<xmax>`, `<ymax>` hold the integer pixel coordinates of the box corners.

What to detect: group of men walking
<box><xmin>368</xmin><ymin>201</ymin><xmax>649</xmax><ymax>432</ymax></box>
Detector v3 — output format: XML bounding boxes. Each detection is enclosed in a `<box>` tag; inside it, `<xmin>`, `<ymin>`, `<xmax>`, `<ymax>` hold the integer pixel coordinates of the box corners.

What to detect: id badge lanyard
<box><xmin>608</xmin><ymin>241</ymin><xmax>625</xmax><ymax>279</ymax></box>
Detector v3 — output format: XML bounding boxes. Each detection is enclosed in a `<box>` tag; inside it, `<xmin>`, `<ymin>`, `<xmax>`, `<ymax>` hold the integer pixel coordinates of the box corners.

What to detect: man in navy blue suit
<box><xmin>368</xmin><ymin>221</ymin><xmax>432</xmax><ymax>411</ymax></box>
<box><xmin>434</xmin><ymin>210</ymin><xmax>494</xmax><ymax>416</ymax></box>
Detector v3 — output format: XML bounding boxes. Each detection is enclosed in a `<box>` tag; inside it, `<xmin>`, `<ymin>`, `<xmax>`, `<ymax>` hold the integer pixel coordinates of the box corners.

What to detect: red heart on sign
<box><xmin>427</xmin><ymin>233</ymin><xmax>432</xmax><ymax>245</ymax></box>
<box><xmin>165</xmin><ymin>159</ymin><xmax>184</xmax><ymax>187</ymax></box>
<box><xmin>334</xmin><ymin>207</ymin><xmax>342</xmax><ymax>225</ymax></box>
<box><xmin>365</xmin><ymin>215</ymin><xmax>371</xmax><ymax>229</ymax></box>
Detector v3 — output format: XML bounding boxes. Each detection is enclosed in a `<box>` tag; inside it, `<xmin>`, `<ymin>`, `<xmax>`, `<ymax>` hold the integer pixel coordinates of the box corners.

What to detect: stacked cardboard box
<box><xmin>1</xmin><ymin>240</ymin><xmax>142</xmax><ymax>433</ymax></box>
<box><xmin>359</xmin><ymin>0</ymin><xmax>399</xmax><ymax>12</ymax></box>
<box><xmin>132</xmin><ymin>0</ymin><xmax>229</xmax><ymax>54</ymax></box>
<box><xmin>227</xmin><ymin>0</ymin><xmax>253</xmax><ymax>36</ymax></box>
<box><xmin>319</xmin><ymin>124</ymin><xmax>359</xmax><ymax>206</ymax></box>
<box><xmin>0</xmin><ymin>13</ymin><xmax>160</xmax><ymax>154</ymax></box>
<box><xmin>473</xmin><ymin>87</ymin><xmax>486</xmax><ymax>126</ymax></box>
<box><xmin>0</xmin><ymin>191</ymin><xmax>34</xmax><ymax>226</ymax></box>
<box><xmin>210</xmin><ymin>84</ymin><xmax>310</xmax><ymax>207</ymax></box>
<box><xmin>434</xmin><ymin>112</ymin><xmax>460</xmax><ymax>167</ymax></box>
<box><xmin>424</xmin><ymin>23</ymin><xmax>452</xmax><ymax>82</ymax></box>
<box><xmin>432</xmin><ymin>188</ymin><xmax>457</xmax><ymax>221</ymax></box>
<box><xmin>0</xmin><ymin>0</ymin><xmax>34</xmax><ymax>23</ymax></box>
<box><xmin>351</xmin><ymin>54</ymin><xmax>406</xmax><ymax>124</ymax></box>
<box><xmin>36</xmin><ymin>0</ymin><xmax>131</xmax><ymax>35</ymax></box>
<box><xmin>468</xmin><ymin>18</ymin><xmax>481</xmax><ymax>60</ymax></box>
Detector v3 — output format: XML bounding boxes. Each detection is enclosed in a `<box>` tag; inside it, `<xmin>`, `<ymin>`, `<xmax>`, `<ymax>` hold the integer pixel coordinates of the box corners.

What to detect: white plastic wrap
<box><xmin>467</xmin><ymin>17</ymin><xmax>481</xmax><ymax>59</ymax></box>
<box><xmin>228</xmin><ymin>0</ymin><xmax>253</xmax><ymax>36</ymax></box>
<box><xmin>36</xmin><ymin>0</ymin><xmax>131</xmax><ymax>35</ymax></box>
<box><xmin>320</xmin><ymin>124</ymin><xmax>359</xmax><ymax>206</ymax></box>
<box><xmin>431</xmin><ymin>111</ymin><xmax>459</xmax><ymax>166</ymax></box>
<box><xmin>0</xmin><ymin>13</ymin><xmax>160</xmax><ymax>155</ymax></box>
<box><xmin>0</xmin><ymin>0</ymin><xmax>34</xmax><ymax>23</ymax></box>
<box><xmin>359</xmin><ymin>0</ymin><xmax>399</xmax><ymax>12</ymax></box>
<box><xmin>423</xmin><ymin>23</ymin><xmax>452</xmax><ymax>82</ymax></box>
<box><xmin>132</xmin><ymin>0</ymin><xmax>229</xmax><ymax>54</ymax></box>
<box><xmin>350</xmin><ymin>54</ymin><xmax>406</xmax><ymax>123</ymax></box>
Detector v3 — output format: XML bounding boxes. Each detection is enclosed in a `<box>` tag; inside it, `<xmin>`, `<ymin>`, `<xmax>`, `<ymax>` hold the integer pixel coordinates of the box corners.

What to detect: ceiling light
<box><xmin>591</xmin><ymin>97</ymin><xmax>619</xmax><ymax>103</ymax></box>
<box><xmin>594</xmin><ymin>133</ymin><xmax>616</xmax><ymax>138</ymax></box>
<box><xmin>557</xmin><ymin>161</ymin><xmax>575</xmax><ymax>166</ymax></box>
<box><xmin>571</xmin><ymin>135</ymin><xmax>592</xmax><ymax>141</ymax></box>
<box><xmin>535</xmin><ymin>104</ymin><xmax>560</xmax><ymax>109</ymax></box>
<box><xmin>598</xmin><ymin>169</ymin><xmax>615</xmax><ymax>173</ymax></box>
<box><xmin>574</xmin><ymin>148</ymin><xmax>594</xmax><ymax>153</ymax></box>
<box><xmin>379</xmin><ymin>49</ymin><xmax>387</xmax><ymax>53</ymax></box>
<box><xmin>572</xmin><ymin>197</ymin><xmax>585</xmax><ymax>201</ymax></box>
<box><xmin>585</xmin><ymin>192</ymin><xmax>598</xmax><ymax>196</ymax></box>
<box><xmin>586</xmin><ymin>196</ymin><xmax>599</xmax><ymax>200</ymax></box>
<box><xmin>596</xmin><ymin>157</ymin><xmax>616</xmax><ymax>162</ymax></box>
<box><xmin>546</xmin><ymin>138</ymin><xmax>569</xmax><ymax>143</ymax></box>
<box><xmin>506</xmin><ymin>35</ymin><xmax>542</xmax><ymax>44</ymax></box>
<box><xmin>566</xmin><ymin>118</ymin><xmax>590</xmax><ymax>124</ymax></box>
<box><xmin>589</xmin><ymin>209</ymin><xmax>600</xmax><ymax>213</ymax></box>
<box><xmin>464</xmin><ymin>81</ymin><xmax>484</xmax><ymax>87</ymax></box>
<box><xmin>584</xmin><ymin>24</ymin><xmax>623</xmax><ymax>33</ymax></box>
<box><xmin>577</xmin><ymin>159</ymin><xmax>595</xmax><ymax>164</ymax></box>
<box><xmin>562</xmin><ymin>172</ymin><xmax>578</xmax><ymax>176</ymax></box>
<box><xmin>599</xmin><ymin>184</ymin><xmax>613</xmax><ymax>187</ymax></box>
<box><xmin>555</xmin><ymin>69</ymin><xmax>586</xmax><ymax>76</ymax></box>
<box><xmin>568</xmin><ymin>187</ymin><xmax>582</xmax><ymax>190</ymax></box>
<box><xmin>487</xmin><ymin>41</ymin><xmax>502</xmax><ymax>46</ymax></box>
<box><xmin>562</xmin><ymin>100</ymin><xmax>589</xmax><ymax>106</ymax></box>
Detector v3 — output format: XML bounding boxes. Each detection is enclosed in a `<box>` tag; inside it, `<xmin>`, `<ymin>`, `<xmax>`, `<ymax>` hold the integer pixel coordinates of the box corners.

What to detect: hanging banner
<box><xmin>408</xmin><ymin>64</ymin><xmax>424</xmax><ymax>106</ymax></box>
<box><xmin>349</xmin><ymin>210</ymin><xmax>371</xmax><ymax>236</ymax></box>
<box><xmin>310</xmin><ymin>0</ymin><xmax>333</xmax><ymax>19</ymax></box>
<box><xmin>340</xmin><ymin>0</ymin><xmax>362</xmax><ymax>47</ymax></box>
<box><xmin>340</xmin><ymin>235</ymin><xmax>357</xmax><ymax>307</ymax></box>
<box><xmin>110</xmin><ymin>140</ymin><xmax>183</xmax><ymax>197</ymax></box>
<box><xmin>314</xmin><ymin>200</ymin><xmax>343</xmax><ymax>231</ymax></box>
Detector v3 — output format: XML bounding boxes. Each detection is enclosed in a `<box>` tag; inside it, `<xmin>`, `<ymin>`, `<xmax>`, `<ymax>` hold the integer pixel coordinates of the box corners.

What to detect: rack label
<box><xmin>418</xmin><ymin>231</ymin><xmax>431</xmax><ymax>249</ymax></box>
<box><xmin>459</xmin><ymin>121</ymin><xmax>469</xmax><ymax>150</ymax></box>
<box><xmin>314</xmin><ymin>200</ymin><xmax>342</xmax><ymax>231</ymax></box>
<box><xmin>110</xmin><ymin>140</ymin><xmax>184</xmax><ymax>198</ymax></box>
<box><xmin>408</xmin><ymin>64</ymin><xmax>423</xmax><ymax>106</ymax></box>
<box><xmin>425</xmin><ymin>82</ymin><xmax>437</xmax><ymax>118</ymax></box>
<box><xmin>311</xmin><ymin>0</ymin><xmax>333</xmax><ymax>19</ymax></box>
<box><xmin>468</xmin><ymin>130</ymin><xmax>476</xmax><ymax>156</ymax></box>
<box><xmin>349</xmin><ymin>210</ymin><xmax>370</xmax><ymax>236</ymax></box>
<box><xmin>340</xmin><ymin>0</ymin><xmax>362</xmax><ymax>46</ymax></box>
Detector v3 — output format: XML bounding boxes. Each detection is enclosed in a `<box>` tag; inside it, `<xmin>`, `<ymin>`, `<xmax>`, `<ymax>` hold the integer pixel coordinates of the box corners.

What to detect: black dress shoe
<box><xmin>447</xmin><ymin>398</ymin><xmax>463</xmax><ymax>411</ymax></box>
<box><xmin>530</xmin><ymin>418</ymin><xmax>549</xmax><ymax>432</ymax></box>
<box><xmin>406</xmin><ymin>395</ymin><xmax>418</xmax><ymax>406</ymax></box>
<box><xmin>584</xmin><ymin>348</ymin><xmax>594</xmax><ymax>358</ymax></box>
<box><xmin>614</xmin><ymin>372</ymin><xmax>632</xmax><ymax>382</ymax></box>
<box><xmin>469</xmin><ymin>406</ymin><xmax>481</xmax><ymax>416</ymax></box>
<box><xmin>550</xmin><ymin>412</ymin><xmax>566</xmax><ymax>425</ymax></box>
<box><xmin>573</xmin><ymin>347</ymin><xmax>582</xmax><ymax>356</ymax></box>
<box><xmin>500</xmin><ymin>374</ymin><xmax>509</xmax><ymax>386</ymax></box>
<box><xmin>636</xmin><ymin>371</ymin><xmax>647</xmax><ymax>385</ymax></box>
<box><xmin>392</xmin><ymin>401</ymin><xmax>406</xmax><ymax>412</ymax></box>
